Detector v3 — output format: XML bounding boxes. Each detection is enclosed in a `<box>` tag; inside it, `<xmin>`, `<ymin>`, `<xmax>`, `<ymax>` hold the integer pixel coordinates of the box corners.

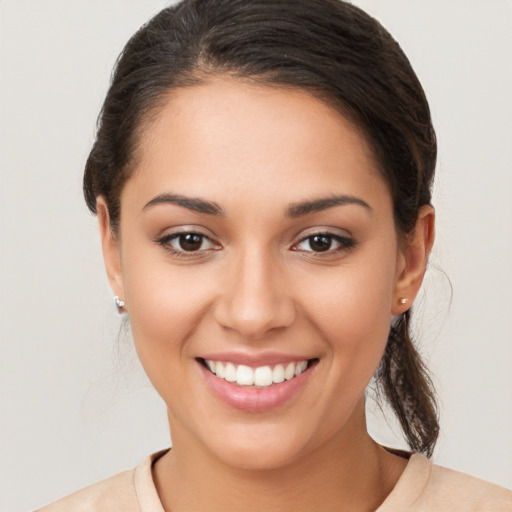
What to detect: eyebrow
<box><xmin>143</xmin><ymin>192</ymin><xmax>371</xmax><ymax>217</ymax></box>
<box><xmin>285</xmin><ymin>195</ymin><xmax>372</xmax><ymax>217</ymax></box>
<box><xmin>143</xmin><ymin>193</ymin><xmax>223</xmax><ymax>215</ymax></box>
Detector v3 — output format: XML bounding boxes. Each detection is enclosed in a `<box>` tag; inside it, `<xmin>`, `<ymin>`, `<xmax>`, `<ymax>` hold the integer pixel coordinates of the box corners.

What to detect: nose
<box><xmin>213</xmin><ymin>246</ymin><xmax>296</xmax><ymax>338</ymax></box>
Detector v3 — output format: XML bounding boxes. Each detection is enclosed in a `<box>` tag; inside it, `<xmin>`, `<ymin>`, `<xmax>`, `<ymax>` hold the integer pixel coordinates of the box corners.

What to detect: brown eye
<box><xmin>308</xmin><ymin>235</ymin><xmax>332</xmax><ymax>252</ymax></box>
<box><xmin>293</xmin><ymin>232</ymin><xmax>356</xmax><ymax>254</ymax></box>
<box><xmin>158</xmin><ymin>231</ymin><xmax>219</xmax><ymax>255</ymax></box>
<box><xmin>178</xmin><ymin>233</ymin><xmax>204</xmax><ymax>251</ymax></box>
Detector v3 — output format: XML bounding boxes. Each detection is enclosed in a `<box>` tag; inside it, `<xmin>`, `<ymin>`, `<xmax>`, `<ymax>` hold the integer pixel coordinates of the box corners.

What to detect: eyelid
<box><xmin>154</xmin><ymin>224</ymin><xmax>221</xmax><ymax>245</ymax></box>
<box><xmin>291</xmin><ymin>224</ymin><xmax>353</xmax><ymax>240</ymax></box>
<box><xmin>155</xmin><ymin>224</ymin><xmax>218</xmax><ymax>238</ymax></box>
<box><xmin>154</xmin><ymin>226</ymin><xmax>356</xmax><ymax>258</ymax></box>
<box><xmin>166</xmin><ymin>232</ymin><xmax>217</xmax><ymax>249</ymax></box>
<box><xmin>155</xmin><ymin>226</ymin><xmax>222</xmax><ymax>257</ymax></box>
<box><xmin>290</xmin><ymin>229</ymin><xmax>357</xmax><ymax>254</ymax></box>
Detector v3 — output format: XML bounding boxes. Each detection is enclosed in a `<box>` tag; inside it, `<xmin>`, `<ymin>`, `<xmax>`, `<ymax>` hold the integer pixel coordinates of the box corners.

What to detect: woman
<box><xmin>37</xmin><ymin>0</ymin><xmax>512</xmax><ymax>510</ymax></box>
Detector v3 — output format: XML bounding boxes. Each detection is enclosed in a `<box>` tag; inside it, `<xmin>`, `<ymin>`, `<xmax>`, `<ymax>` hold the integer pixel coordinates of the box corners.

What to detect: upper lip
<box><xmin>198</xmin><ymin>351</ymin><xmax>315</xmax><ymax>367</ymax></box>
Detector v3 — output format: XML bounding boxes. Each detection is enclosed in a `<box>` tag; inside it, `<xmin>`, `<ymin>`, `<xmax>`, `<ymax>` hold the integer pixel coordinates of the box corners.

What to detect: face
<box><xmin>100</xmin><ymin>78</ymin><xmax>428</xmax><ymax>470</ymax></box>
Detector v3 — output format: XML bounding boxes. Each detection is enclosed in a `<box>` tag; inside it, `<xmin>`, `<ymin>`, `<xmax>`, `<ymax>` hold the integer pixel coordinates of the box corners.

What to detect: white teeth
<box><xmin>272</xmin><ymin>364</ymin><xmax>285</xmax><ymax>384</ymax></box>
<box><xmin>294</xmin><ymin>360</ymin><xmax>308</xmax><ymax>376</ymax></box>
<box><xmin>215</xmin><ymin>361</ymin><xmax>226</xmax><ymax>378</ymax></box>
<box><xmin>236</xmin><ymin>365</ymin><xmax>254</xmax><ymax>386</ymax></box>
<box><xmin>224</xmin><ymin>362</ymin><xmax>237</xmax><ymax>382</ymax></box>
<box><xmin>205</xmin><ymin>359</ymin><xmax>310</xmax><ymax>388</ymax></box>
<box><xmin>254</xmin><ymin>366</ymin><xmax>273</xmax><ymax>387</ymax></box>
<box><xmin>284</xmin><ymin>362</ymin><xmax>295</xmax><ymax>380</ymax></box>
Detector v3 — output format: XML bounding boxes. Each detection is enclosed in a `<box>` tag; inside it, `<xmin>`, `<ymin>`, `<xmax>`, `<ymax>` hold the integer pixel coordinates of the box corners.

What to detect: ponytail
<box><xmin>376</xmin><ymin>310</ymin><xmax>439</xmax><ymax>457</ymax></box>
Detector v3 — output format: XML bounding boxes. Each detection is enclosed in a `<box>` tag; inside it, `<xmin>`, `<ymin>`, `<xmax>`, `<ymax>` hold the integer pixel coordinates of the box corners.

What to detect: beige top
<box><xmin>37</xmin><ymin>450</ymin><xmax>512</xmax><ymax>511</ymax></box>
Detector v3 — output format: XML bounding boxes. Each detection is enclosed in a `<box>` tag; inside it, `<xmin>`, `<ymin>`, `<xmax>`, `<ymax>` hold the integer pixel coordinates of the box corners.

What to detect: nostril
<box><xmin>214</xmin><ymin>301</ymin><xmax>297</xmax><ymax>338</ymax></box>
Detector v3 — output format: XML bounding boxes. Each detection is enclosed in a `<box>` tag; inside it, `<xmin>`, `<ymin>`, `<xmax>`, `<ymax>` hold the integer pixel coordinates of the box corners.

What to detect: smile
<box><xmin>198</xmin><ymin>356</ymin><xmax>317</xmax><ymax>412</ymax></box>
<box><xmin>203</xmin><ymin>359</ymin><xmax>309</xmax><ymax>388</ymax></box>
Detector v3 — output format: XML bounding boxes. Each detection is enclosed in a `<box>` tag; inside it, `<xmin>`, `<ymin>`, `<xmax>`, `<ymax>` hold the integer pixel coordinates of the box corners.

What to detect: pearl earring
<box><xmin>114</xmin><ymin>296</ymin><xmax>125</xmax><ymax>310</ymax></box>
<box><xmin>399</xmin><ymin>297</ymin><xmax>409</xmax><ymax>305</ymax></box>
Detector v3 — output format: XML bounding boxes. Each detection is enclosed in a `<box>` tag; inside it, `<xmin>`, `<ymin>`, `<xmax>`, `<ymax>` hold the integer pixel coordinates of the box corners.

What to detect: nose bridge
<box><xmin>215</xmin><ymin>241</ymin><xmax>295</xmax><ymax>337</ymax></box>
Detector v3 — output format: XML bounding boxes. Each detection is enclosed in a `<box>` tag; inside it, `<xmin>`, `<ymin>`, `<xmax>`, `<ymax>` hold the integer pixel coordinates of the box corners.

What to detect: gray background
<box><xmin>1</xmin><ymin>1</ymin><xmax>511</xmax><ymax>510</ymax></box>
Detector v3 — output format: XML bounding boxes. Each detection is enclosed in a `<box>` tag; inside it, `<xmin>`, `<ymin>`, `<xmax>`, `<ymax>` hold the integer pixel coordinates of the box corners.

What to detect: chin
<box><xmin>205</xmin><ymin>422</ymin><xmax>316</xmax><ymax>471</ymax></box>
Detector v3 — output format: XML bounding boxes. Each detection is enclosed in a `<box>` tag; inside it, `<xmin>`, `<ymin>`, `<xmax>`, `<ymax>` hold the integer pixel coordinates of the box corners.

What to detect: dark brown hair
<box><xmin>84</xmin><ymin>0</ymin><xmax>439</xmax><ymax>456</ymax></box>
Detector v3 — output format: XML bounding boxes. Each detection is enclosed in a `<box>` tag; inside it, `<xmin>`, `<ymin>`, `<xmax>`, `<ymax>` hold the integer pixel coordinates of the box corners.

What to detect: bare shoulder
<box><xmin>35</xmin><ymin>468</ymin><xmax>139</xmax><ymax>512</ymax></box>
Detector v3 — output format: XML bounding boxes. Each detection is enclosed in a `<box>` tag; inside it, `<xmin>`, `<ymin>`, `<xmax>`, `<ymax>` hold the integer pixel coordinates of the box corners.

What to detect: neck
<box><xmin>153</xmin><ymin>402</ymin><xmax>407</xmax><ymax>512</ymax></box>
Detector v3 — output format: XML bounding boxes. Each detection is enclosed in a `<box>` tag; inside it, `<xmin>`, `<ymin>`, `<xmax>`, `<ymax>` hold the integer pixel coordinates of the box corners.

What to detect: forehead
<box><xmin>123</xmin><ymin>78</ymin><xmax>390</xmax><ymax>213</ymax></box>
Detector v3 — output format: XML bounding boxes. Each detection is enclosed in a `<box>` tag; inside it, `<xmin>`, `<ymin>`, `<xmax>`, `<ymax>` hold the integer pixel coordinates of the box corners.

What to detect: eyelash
<box><xmin>292</xmin><ymin>232</ymin><xmax>356</xmax><ymax>256</ymax></box>
<box><xmin>156</xmin><ymin>231</ymin><xmax>220</xmax><ymax>258</ymax></box>
<box><xmin>156</xmin><ymin>231</ymin><xmax>356</xmax><ymax>258</ymax></box>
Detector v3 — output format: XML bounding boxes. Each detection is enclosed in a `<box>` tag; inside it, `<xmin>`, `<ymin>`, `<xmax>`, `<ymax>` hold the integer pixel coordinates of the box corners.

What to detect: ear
<box><xmin>392</xmin><ymin>205</ymin><xmax>435</xmax><ymax>315</ymax></box>
<box><xmin>97</xmin><ymin>197</ymin><xmax>125</xmax><ymax>303</ymax></box>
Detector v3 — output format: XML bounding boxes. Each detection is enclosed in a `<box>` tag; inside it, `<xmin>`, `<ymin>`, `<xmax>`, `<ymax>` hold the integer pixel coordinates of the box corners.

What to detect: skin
<box><xmin>98</xmin><ymin>78</ymin><xmax>434</xmax><ymax>512</ymax></box>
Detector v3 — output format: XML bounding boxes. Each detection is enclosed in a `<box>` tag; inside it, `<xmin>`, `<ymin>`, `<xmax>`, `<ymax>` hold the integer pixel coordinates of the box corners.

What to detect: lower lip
<box><xmin>198</xmin><ymin>361</ymin><xmax>315</xmax><ymax>412</ymax></box>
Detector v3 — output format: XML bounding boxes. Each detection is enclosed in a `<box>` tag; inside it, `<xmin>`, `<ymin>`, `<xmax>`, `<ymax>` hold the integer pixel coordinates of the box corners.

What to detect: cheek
<box><xmin>300</xmin><ymin>256</ymin><xmax>396</xmax><ymax>338</ymax></box>
<box><xmin>294</xmin><ymin>258</ymin><xmax>396</xmax><ymax>429</ymax></box>
<box><xmin>120</xmin><ymin>246</ymin><xmax>216</xmax><ymax>370</ymax></box>
<box><xmin>297</xmin><ymin>249</ymin><xmax>397</xmax><ymax>375</ymax></box>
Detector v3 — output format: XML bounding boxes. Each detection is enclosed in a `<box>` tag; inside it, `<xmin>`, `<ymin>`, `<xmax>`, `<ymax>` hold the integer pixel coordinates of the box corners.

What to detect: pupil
<box><xmin>179</xmin><ymin>233</ymin><xmax>202</xmax><ymax>251</ymax></box>
<box><xmin>310</xmin><ymin>235</ymin><xmax>331</xmax><ymax>252</ymax></box>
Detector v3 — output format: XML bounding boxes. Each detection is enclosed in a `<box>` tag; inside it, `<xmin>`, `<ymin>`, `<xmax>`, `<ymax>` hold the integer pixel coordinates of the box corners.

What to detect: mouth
<box><xmin>196</xmin><ymin>352</ymin><xmax>319</xmax><ymax>411</ymax></box>
<box><xmin>199</xmin><ymin>358</ymin><xmax>315</xmax><ymax>388</ymax></box>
